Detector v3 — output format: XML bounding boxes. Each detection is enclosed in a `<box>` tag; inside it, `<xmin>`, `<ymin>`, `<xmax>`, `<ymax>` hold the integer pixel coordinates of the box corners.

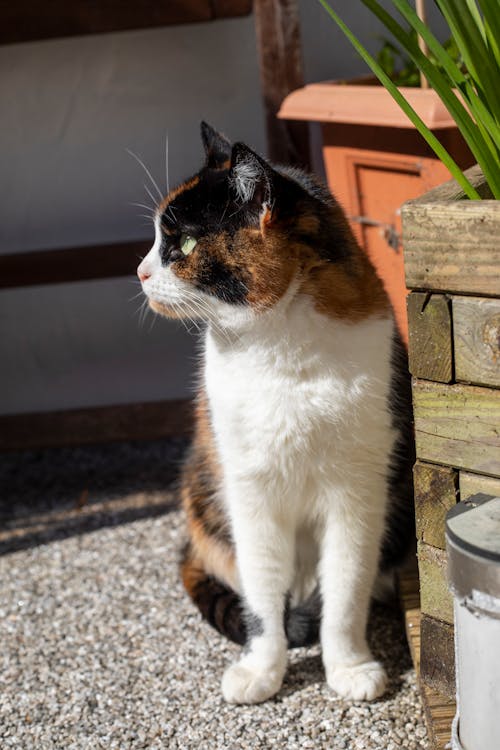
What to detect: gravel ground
<box><xmin>0</xmin><ymin>440</ymin><xmax>430</xmax><ymax>749</ymax></box>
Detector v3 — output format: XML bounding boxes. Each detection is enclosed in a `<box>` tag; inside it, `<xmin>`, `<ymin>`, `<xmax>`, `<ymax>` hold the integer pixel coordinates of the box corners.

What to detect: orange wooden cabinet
<box><xmin>278</xmin><ymin>81</ymin><xmax>474</xmax><ymax>343</ymax></box>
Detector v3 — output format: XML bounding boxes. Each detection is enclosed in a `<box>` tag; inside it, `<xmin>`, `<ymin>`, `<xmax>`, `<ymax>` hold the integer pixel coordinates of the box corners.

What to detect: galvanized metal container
<box><xmin>446</xmin><ymin>494</ymin><xmax>500</xmax><ymax>750</ymax></box>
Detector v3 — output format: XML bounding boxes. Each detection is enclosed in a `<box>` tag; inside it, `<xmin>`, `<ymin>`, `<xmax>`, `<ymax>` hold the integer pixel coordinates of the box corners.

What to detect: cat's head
<box><xmin>137</xmin><ymin>123</ymin><xmax>356</xmax><ymax>330</ymax></box>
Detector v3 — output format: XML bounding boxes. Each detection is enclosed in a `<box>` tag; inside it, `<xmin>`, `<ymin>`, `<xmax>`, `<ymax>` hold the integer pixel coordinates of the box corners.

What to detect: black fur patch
<box><xmin>196</xmin><ymin>256</ymin><xmax>248</xmax><ymax>305</ymax></box>
<box><xmin>380</xmin><ymin>330</ymin><xmax>416</xmax><ymax>570</ymax></box>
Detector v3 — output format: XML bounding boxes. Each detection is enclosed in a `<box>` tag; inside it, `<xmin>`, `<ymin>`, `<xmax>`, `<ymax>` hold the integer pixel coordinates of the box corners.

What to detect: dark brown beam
<box><xmin>0</xmin><ymin>399</ymin><xmax>194</xmax><ymax>452</ymax></box>
<box><xmin>0</xmin><ymin>0</ymin><xmax>252</xmax><ymax>45</ymax></box>
<box><xmin>253</xmin><ymin>0</ymin><xmax>311</xmax><ymax>169</ymax></box>
<box><xmin>0</xmin><ymin>240</ymin><xmax>149</xmax><ymax>288</ymax></box>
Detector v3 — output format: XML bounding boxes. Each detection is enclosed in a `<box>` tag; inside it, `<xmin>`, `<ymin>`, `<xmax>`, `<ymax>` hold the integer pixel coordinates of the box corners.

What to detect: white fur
<box><xmin>140</xmin><ymin>248</ymin><xmax>396</xmax><ymax>704</ymax></box>
<box><xmin>231</xmin><ymin>157</ymin><xmax>263</xmax><ymax>203</ymax></box>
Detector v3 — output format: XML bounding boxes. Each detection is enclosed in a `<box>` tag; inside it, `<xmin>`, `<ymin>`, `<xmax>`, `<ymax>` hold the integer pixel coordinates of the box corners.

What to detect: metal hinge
<box><xmin>350</xmin><ymin>215</ymin><xmax>401</xmax><ymax>252</ymax></box>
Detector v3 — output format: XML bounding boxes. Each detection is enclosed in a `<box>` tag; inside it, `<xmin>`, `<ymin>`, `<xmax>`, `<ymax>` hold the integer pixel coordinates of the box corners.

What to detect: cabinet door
<box><xmin>323</xmin><ymin>143</ymin><xmax>451</xmax><ymax>344</ymax></box>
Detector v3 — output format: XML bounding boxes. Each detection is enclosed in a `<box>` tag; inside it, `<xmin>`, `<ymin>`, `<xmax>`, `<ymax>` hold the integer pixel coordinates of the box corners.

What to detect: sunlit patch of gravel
<box><xmin>0</xmin><ymin>440</ymin><xmax>429</xmax><ymax>749</ymax></box>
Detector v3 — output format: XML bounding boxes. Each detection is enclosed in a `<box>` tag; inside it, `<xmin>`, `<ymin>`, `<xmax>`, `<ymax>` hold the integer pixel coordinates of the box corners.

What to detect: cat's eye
<box><xmin>180</xmin><ymin>234</ymin><xmax>197</xmax><ymax>256</ymax></box>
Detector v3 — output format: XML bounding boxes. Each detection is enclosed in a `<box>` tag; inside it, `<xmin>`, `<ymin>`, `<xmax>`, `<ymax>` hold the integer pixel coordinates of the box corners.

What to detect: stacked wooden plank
<box><xmin>402</xmin><ymin>165</ymin><xmax>500</xmax><ymax>747</ymax></box>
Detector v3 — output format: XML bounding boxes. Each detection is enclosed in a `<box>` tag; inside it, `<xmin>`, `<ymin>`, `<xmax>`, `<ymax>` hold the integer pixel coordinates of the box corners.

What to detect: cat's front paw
<box><xmin>326</xmin><ymin>660</ymin><xmax>387</xmax><ymax>701</ymax></box>
<box><xmin>222</xmin><ymin>658</ymin><xmax>285</xmax><ymax>704</ymax></box>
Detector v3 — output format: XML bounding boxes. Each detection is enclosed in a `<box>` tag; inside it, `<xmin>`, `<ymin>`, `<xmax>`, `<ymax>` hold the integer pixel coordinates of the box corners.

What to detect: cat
<box><xmin>137</xmin><ymin>122</ymin><xmax>415</xmax><ymax>705</ymax></box>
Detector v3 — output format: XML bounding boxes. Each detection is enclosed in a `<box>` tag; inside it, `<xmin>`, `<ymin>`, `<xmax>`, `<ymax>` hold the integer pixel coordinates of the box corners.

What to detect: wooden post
<box><xmin>253</xmin><ymin>0</ymin><xmax>311</xmax><ymax>168</ymax></box>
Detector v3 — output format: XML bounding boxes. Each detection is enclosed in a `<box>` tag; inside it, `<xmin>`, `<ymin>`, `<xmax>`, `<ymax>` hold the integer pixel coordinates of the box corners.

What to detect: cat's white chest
<box><xmin>204</xmin><ymin>297</ymin><xmax>395</xmax><ymax>492</ymax></box>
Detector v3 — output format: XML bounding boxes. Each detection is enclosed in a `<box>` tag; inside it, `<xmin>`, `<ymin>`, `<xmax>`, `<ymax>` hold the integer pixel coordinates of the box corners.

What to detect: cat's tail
<box><xmin>181</xmin><ymin>546</ymin><xmax>320</xmax><ymax>648</ymax></box>
<box><xmin>181</xmin><ymin>546</ymin><xmax>247</xmax><ymax>645</ymax></box>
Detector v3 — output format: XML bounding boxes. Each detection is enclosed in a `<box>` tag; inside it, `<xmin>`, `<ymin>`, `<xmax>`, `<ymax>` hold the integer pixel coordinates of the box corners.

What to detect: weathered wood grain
<box><xmin>407</xmin><ymin>293</ymin><xmax>453</xmax><ymax>382</ymax></box>
<box><xmin>399</xmin><ymin>552</ymin><xmax>456</xmax><ymax>749</ymax></box>
<box><xmin>253</xmin><ymin>0</ymin><xmax>311</xmax><ymax>168</ymax></box>
<box><xmin>420</xmin><ymin>681</ymin><xmax>456</xmax><ymax>750</ymax></box>
<box><xmin>453</xmin><ymin>296</ymin><xmax>500</xmax><ymax>387</ymax></box>
<box><xmin>459</xmin><ymin>471</ymin><xmax>500</xmax><ymax>502</ymax></box>
<box><xmin>420</xmin><ymin>615</ymin><xmax>455</xmax><ymax>700</ymax></box>
<box><xmin>0</xmin><ymin>0</ymin><xmax>252</xmax><ymax>44</ymax></box>
<box><xmin>413</xmin><ymin>380</ymin><xmax>500</xmax><ymax>477</ymax></box>
<box><xmin>418</xmin><ymin>541</ymin><xmax>454</xmax><ymax>624</ymax></box>
<box><xmin>402</xmin><ymin>201</ymin><xmax>500</xmax><ymax>295</ymax></box>
<box><xmin>398</xmin><ymin>558</ymin><xmax>421</xmax><ymax>671</ymax></box>
<box><xmin>0</xmin><ymin>240</ymin><xmax>149</xmax><ymax>288</ymax></box>
<box><xmin>402</xmin><ymin>166</ymin><xmax>499</xmax><ymax>296</ymax></box>
<box><xmin>414</xmin><ymin>462</ymin><xmax>458</xmax><ymax>549</ymax></box>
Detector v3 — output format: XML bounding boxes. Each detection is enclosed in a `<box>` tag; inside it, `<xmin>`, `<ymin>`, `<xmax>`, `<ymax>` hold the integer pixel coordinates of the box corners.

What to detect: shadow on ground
<box><xmin>0</xmin><ymin>437</ymin><xmax>188</xmax><ymax>555</ymax></box>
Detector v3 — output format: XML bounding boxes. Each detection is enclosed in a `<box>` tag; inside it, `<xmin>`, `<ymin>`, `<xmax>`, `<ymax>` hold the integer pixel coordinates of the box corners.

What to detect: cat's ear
<box><xmin>200</xmin><ymin>121</ymin><xmax>232</xmax><ymax>169</ymax></box>
<box><xmin>229</xmin><ymin>142</ymin><xmax>274</xmax><ymax>212</ymax></box>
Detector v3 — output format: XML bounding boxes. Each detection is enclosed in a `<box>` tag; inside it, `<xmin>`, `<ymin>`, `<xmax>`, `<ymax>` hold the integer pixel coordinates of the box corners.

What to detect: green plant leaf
<box><xmin>361</xmin><ymin>0</ymin><xmax>500</xmax><ymax>195</ymax></box>
<box><xmin>477</xmin><ymin>0</ymin><xmax>500</xmax><ymax>67</ymax></box>
<box><xmin>390</xmin><ymin>0</ymin><xmax>500</xmax><ymax>190</ymax></box>
<box><xmin>436</xmin><ymin>0</ymin><xmax>500</xmax><ymax>117</ymax></box>
<box><xmin>357</xmin><ymin>0</ymin><xmax>500</xmax><ymax>195</ymax></box>
<box><xmin>316</xmin><ymin>0</ymin><xmax>482</xmax><ymax>199</ymax></box>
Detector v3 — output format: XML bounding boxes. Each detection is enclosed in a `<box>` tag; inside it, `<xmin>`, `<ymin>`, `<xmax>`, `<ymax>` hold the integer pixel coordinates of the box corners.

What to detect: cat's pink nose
<box><xmin>137</xmin><ymin>262</ymin><xmax>151</xmax><ymax>283</ymax></box>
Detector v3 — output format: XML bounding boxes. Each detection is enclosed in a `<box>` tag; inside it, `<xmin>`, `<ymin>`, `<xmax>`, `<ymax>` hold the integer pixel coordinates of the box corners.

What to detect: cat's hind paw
<box><xmin>326</xmin><ymin>660</ymin><xmax>387</xmax><ymax>701</ymax></box>
<box><xmin>222</xmin><ymin>660</ymin><xmax>285</xmax><ymax>704</ymax></box>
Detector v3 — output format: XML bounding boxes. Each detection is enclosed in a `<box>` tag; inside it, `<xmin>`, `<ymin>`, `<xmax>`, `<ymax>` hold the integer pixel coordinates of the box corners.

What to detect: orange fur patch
<box><xmin>301</xmin><ymin>247</ymin><xmax>391</xmax><ymax>322</ymax></box>
<box><xmin>181</xmin><ymin>392</ymin><xmax>238</xmax><ymax>592</ymax></box>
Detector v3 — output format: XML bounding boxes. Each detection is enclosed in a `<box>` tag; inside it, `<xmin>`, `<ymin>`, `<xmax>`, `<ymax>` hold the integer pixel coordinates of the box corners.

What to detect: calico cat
<box><xmin>137</xmin><ymin>122</ymin><xmax>415</xmax><ymax>705</ymax></box>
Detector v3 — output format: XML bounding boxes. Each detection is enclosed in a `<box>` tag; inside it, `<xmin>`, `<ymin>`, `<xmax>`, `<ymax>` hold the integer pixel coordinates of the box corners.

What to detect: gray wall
<box><xmin>0</xmin><ymin>2</ymin><xmax>447</xmax><ymax>415</ymax></box>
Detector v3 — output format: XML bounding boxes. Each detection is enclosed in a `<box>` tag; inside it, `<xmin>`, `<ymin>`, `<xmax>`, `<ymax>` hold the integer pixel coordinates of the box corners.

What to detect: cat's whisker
<box><xmin>148</xmin><ymin>310</ymin><xmax>157</xmax><ymax>333</ymax></box>
<box><xmin>129</xmin><ymin>201</ymin><xmax>156</xmax><ymax>214</ymax></box>
<box><xmin>228</xmin><ymin>203</ymin><xmax>245</xmax><ymax>220</ymax></box>
<box><xmin>182</xmin><ymin>302</ymin><xmax>208</xmax><ymax>336</ymax></box>
<box><xmin>167</xmin><ymin>204</ymin><xmax>177</xmax><ymax>225</ymax></box>
<box><xmin>180</xmin><ymin>290</ymin><xmax>239</xmax><ymax>344</ymax></box>
<box><xmin>144</xmin><ymin>183</ymin><xmax>159</xmax><ymax>209</ymax></box>
<box><xmin>218</xmin><ymin>199</ymin><xmax>230</xmax><ymax>227</ymax></box>
<box><xmin>136</xmin><ymin>297</ymin><xmax>150</xmax><ymax>328</ymax></box>
<box><xmin>129</xmin><ymin>289</ymin><xmax>145</xmax><ymax>302</ymax></box>
<box><xmin>126</xmin><ymin>147</ymin><xmax>164</xmax><ymax>202</ymax></box>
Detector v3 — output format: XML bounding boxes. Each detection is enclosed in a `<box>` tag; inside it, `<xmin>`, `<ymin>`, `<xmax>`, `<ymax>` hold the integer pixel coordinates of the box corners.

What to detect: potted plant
<box><xmin>312</xmin><ymin>2</ymin><xmax>500</xmax><ymax>748</ymax></box>
<box><xmin>278</xmin><ymin>3</ymin><xmax>476</xmax><ymax>343</ymax></box>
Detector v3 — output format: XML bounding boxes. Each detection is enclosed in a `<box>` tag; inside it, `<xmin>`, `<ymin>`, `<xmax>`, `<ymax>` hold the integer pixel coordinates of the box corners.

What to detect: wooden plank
<box><xmin>420</xmin><ymin>615</ymin><xmax>455</xmax><ymax>700</ymax></box>
<box><xmin>0</xmin><ymin>1</ymin><xmax>252</xmax><ymax>45</ymax></box>
<box><xmin>417</xmin><ymin>541</ymin><xmax>454</xmax><ymax>624</ymax></box>
<box><xmin>453</xmin><ymin>296</ymin><xmax>500</xmax><ymax>388</ymax></box>
<box><xmin>398</xmin><ymin>559</ymin><xmax>455</xmax><ymax>750</ymax></box>
<box><xmin>413</xmin><ymin>380</ymin><xmax>500</xmax><ymax>478</ymax></box>
<box><xmin>407</xmin><ymin>293</ymin><xmax>453</xmax><ymax>382</ymax></box>
<box><xmin>414</xmin><ymin>462</ymin><xmax>458</xmax><ymax>549</ymax></box>
<box><xmin>459</xmin><ymin>471</ymin><xmax>500</xmax><ymax>502</ymax></box>
<box><xmin>253</xmin><ymin>0</ymin><xmax>311</xmax><ymax>168</ymax></box>
<box><xmin>398</xmin><ymin>558</ymin><xmax>421</xmax><ymax>670</ymax></box>
<box><xmin>0</xmin><ymin>240</ymin><xmax>149</xmax><ymax>288</ymax></box>
<box><xmin>0</xmin><ymin>399</ymin><xmax>193</xmax><ymax>452</ymax></box>
<box><xmin>420</xmin><ymin>682</ymin><xmax>455</xmax><ymax>750</ymax></box>
<box><xmin>402</xmin><ymin>165</ymin><xmax>500</xmax><ymax>296</ymax></box>
<box><xmin>403</xmin><ymin>201</ymin><xmax>500</xmax><ymax>295</ymax></box>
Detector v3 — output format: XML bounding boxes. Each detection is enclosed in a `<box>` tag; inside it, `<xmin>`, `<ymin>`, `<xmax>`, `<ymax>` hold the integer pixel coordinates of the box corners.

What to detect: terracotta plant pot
<box><xmin>278</xmin><ymin>79</ymin><xmax>474</xmax><ymax>343</ymax></box>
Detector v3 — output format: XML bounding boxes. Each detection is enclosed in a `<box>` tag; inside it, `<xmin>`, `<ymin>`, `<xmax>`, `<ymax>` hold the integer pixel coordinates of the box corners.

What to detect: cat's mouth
<box><xmin>148</xmin><ymin>298</ymin><xmax>190</xmax><ymax>320</ymax></box>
